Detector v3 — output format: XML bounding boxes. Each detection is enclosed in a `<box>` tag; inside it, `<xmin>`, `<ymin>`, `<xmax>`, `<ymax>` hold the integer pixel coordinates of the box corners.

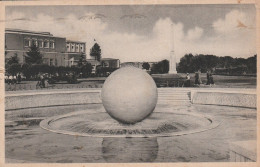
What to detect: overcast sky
<box><xmin>5</xmin><ymin>5</ymin><xmax>256</xmax><ymax>62</ymax></box>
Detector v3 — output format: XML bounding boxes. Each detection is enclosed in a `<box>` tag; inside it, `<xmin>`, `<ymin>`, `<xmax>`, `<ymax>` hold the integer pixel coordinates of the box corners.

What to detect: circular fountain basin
<box><xmin>40</xmin><ymin>110</ymin><xmax>219</xmax><ymax>138</ymax></box>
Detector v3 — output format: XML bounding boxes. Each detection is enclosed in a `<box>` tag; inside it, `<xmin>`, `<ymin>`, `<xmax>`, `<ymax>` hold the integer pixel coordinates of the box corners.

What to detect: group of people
<box><xmin>185</xmin><ymin>70</ymin><xmax>214</xmax><ymax>87</ymax></box>
<box><xmin>5</xmin><ymin>74</ymin><xmax>22</xmax><ymax>85</ymax></box>
<box><xmin>37</xmin><ymin>73</ymin><xmax>51</xmax><ymax>88</ymax></box>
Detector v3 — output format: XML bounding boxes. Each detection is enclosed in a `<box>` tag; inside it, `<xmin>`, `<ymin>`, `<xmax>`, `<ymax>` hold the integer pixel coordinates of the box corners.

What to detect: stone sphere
<box><xmin>101</xmin><ymin>66</ymin><xmax>158</xmax><ymax>124</ymax></box>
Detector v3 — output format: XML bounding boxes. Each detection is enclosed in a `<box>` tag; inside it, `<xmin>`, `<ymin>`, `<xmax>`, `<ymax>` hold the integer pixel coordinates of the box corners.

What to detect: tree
<box><xmin>151</xmin><ymin>59</ymin><xmax>169</xmax><ymax>74</ymax></box>
<box><xmin>78</xmin><ymin>53</ymin><xmax>86</xmax><ymax>67</ymax></box>
<box><xmin>81</xmin><ymin>62</ymin><xmax>93</xmax><ymax>77</ymax></box>
<box><xmin>7</xmin><ymin>63</ymin><xmax>21</xmax><ymax>76</ymax></box>
<box><xmin>21</xmin><ymin>64</ymin><xmax>31</xmax><ymax>79</ymax></box>
<box><xmin>6</xmin><ymin>53</ymin><xmax>22</xmax><ymax>76</ymax></box>
<box><xmin>247</xmin><ymin>55</ymin><xmax>257</xmax><ymax>74</ymax></box>
<box><xmin>6</xmin><ymin>53</ymin><xmax>19</xmax><ymax>65</ymax></box>
<box><xmin>90</xmin><ymin>43</ymin><xmax>101</xmax><ymax>61</ymax></box>
<box><xmin>142</xmin><ymin>62</ymin><xmax>150</xmax><ymax>70</ymax></box>
<box><xmin>177</xmin><ymin>53</ymin><xmax>194</xmax><ymax>73</ymax></box>
<box><xmin>25</xmin><ymin>43</ymin><xmax>43</xmax><ymax>65</ymax></box>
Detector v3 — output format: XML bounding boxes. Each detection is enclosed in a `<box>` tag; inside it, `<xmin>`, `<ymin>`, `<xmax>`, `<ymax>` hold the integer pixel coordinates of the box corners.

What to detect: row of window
<box><xmin>24</xmin><ymin>39</ymin><xmax>55</xmax><ymax>49</ymax></box>
<box><xmin>66</xmin><ymin>43</ymin><xmax>85</xmax><ymax>53</ymax></box>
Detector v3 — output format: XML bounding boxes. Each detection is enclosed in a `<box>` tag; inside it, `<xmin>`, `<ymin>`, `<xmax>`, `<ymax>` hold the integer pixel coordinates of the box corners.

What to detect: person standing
<box><xmin>17</xmin><ymin>73</ymin><xmax>22</xmax><ymax>84</ymax></box>
<box><xmin>198</xmin><ymin>69</ymin><xmax>202</xmax><ymax>84</ymax></box>
<box><xmin>195</xmin><ymin>72</ymin><xmax>199</xmax><ymax>85</ymax></box>
<box><xmin>206</xmin><ymin>70</ymin><xmax>210</xmax><ymax>85</ymax></box>
<box><xmin>40</xmin><ymin>74</ymin><xmax>45</xmax><ymax>88</ymax></box>
<box><xmin>209</xmin><ymin>73</ymin><xmax>214</xmax><ymax>85</ymax></box>
<box><xmin>186</xmin><ymin>73</ymin><xmax>191</xmax><ymax>87</ymax></box>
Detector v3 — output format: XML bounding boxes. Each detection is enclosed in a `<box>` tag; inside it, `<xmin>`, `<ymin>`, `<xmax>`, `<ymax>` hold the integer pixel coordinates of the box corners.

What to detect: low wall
<box><xmin>5</xmin><ymin>88</ymin><xmax>257</xmax><ymax>110</ymax></box>
<box><xmin>192</xmin><ymin>90</ymin><xmax>256</xmax><ymax>108</ymax></box>
<box><xmin>229</xmin><ymin>140</ymin><xmax>257</xmax><ymax>162</ymax></box>
<box><xmin>5</xmin><ymin>89</ymin><xmax>102</xmax><ymax>110</ymax></box>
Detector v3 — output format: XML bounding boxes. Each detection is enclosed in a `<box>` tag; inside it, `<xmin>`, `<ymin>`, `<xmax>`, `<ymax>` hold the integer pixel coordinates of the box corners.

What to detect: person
<box><xmin>186</xmin><ymin>73</ymin><xmax>191</xmax><ymax>87</ymax></box>
<box><xmin>206</xmin><ymin>70</ymin><xmax>210</xmax><ymax>85</ymax></box>
<box><xmin>9</xmin><ymin>75</ymin><xmax>13</xmax><ymax>84</ymax></box>
<box><xmin>6</xmin><ymin>75</ymin><xmax>11</xmax><ymax>90</ymax></box>
<box><xmin>195</xmin><ymin>72</ymin><xmax>199</xmax><ymax>85</ymax></box>
<box><xmin>13</xmin><ymin>75</ymin><xmax>17</xmax><ymax>84</ymax></box>
<box><xmin>40</xmin><ymin>74</ymin><xmax>45</xmax><ymax>88</ymax></box>
<box><xmin>17</xmin><ymin>73</ymin><xmax>22</xmax><ymax>84</ymax></box>
<box><xmin>209</xmin><ymin>73</ymin><xmax>214</xmax><ymax>85</ymax></box>
<box><xmin>198</xmin><ymin>69</ymin><xmax>202</xmax><ymax>84</ymax></box>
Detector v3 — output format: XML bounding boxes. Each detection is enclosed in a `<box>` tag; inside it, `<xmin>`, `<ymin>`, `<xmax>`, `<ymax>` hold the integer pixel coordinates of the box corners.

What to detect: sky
<box><xmin>5</xmin><ymin>5</ymin><xmax>256</xmax><ymax>62</ymax></box>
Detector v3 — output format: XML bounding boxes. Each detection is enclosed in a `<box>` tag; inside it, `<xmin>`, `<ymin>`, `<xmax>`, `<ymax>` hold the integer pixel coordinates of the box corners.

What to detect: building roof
<box><xmin>66</xmin><ymin>40</ymin><xmax>86</xmax><ymax>44</ymax></box>
<box><xmin>101</xmin><ymin>58</ymin><xmax>119</xmax><ymax>61</ymax></box>
<box><xmin>5</xmin><ymin>28</ymin><xmax>66</xmax><ymax>39</ymax></box>
<box><xmin>6</xmin><ymin>28</ymin><xmax>53</xmax><ymax>36</ymax></box>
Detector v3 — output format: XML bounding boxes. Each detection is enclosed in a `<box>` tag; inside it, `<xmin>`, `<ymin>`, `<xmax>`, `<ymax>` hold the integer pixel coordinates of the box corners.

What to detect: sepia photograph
<box><xmin>1</xmin><ymin>1</ymin><xmax>258</xmax><ymax>165</ymax></box>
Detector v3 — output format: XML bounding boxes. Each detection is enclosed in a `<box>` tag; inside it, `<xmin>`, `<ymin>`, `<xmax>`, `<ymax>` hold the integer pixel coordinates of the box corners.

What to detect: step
<box><xmin>158</xmin><ymin>90</ymin><xmax>190</xmax><ymax>93</ymax></box>
<box><xmin>157</xmin><ymin>99</ymin><xmax>191</xmax><ymax>102</ymax></box>
<box><xmin>158</xmin><ymin>96</ymin><xmax>190</xmax><ymax>99</ymax></box>
<box><xmin>157</xmin><ymin>101</ymin><xmax>191</xmax><ymax>105</ymax></box>
<box><xmin>158</xmin><ymin>94</ymin><xmax>190</xmax><ymax>97</ymax></box>
<box><xmin>158</xmin><ymin>92</ymin><xmax>190</xmax><ymax>94</ymax></box>
<box><xmin>158</xmin><ymin>92</ymin><xmax>191</xmax><ymax>94</ymax></box>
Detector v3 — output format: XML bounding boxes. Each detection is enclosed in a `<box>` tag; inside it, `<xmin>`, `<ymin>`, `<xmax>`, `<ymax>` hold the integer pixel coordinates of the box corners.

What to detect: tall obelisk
<box><xmin>168</xmin><ymin>24</ymin><xmax>177</xmax><ymax>74</ymax></box>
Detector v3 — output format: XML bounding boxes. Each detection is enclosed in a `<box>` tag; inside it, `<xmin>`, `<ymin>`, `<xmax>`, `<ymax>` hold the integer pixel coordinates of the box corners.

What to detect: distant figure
<box><xmin>209</xmin><ymin>73</ymin><xmax>214</xmax><ymax>85</ymax></box>
<box><xmin>195</xmin><ymin>72</ymin><xmax>201</xmax><ymax>85</ymax></box>
<box><xmin>9</xmin><ymin>75</ymin><xmax>13</xmax><ymax>84</ymax></box>
<box><xmin>206</xmin><ymin>70</ymin><xmax>210</xmax><ymax>85</ymax></box>
<box><xmin>7</xmin><ymin>75</ymin><xmax>11</xmax><ymax>85</ymax></box>
<box><xmin>12</xmin><ymin>75</ymin><xmax>17</xmax><ymax>84</ymax></box>
<box><xmin>40</xmin><ymin>74</ymin><xmax>45</xmax><ymax>88</ymax></box>
<box><xmin>17</xmin><ymin>74</ymin><xmax>22</xmax><ymax>84</ymax></box>
<box><xmin>185</xmin><ymin>73</ymin><xmax>191</xmax><ymax>87</ymax></box>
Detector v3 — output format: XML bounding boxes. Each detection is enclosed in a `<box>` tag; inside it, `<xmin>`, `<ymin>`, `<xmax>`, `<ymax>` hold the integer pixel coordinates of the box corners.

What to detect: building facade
<box><xmin>101</xmin><ymin>58</ymin><xmax>120</xmax><ymax>68</ymax></box>
<box><xmin>5</xmin><ymin>29</ymin><xmax>67</xmax><ymax>66</ymax></box>
<box><xmin>87</xmin><ymin>58</ymin><xmax>120</xmax><ymax>74</ymax></box>
<box><xmin>5</xmin><ymin>29</ymin><xmax>120</xmax><ymax>73</ymax></box>
<box><xmin>66</xmin><ymin>40</ymin><xmax>86</xmax><ymax>67</ymax></box>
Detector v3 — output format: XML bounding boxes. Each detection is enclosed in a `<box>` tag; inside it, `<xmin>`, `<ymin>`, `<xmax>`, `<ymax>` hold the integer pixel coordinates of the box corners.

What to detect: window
<box><xmin>50</xmin><ymin>41</ymin><xmax>55</xmax><ymax>48</ymax></box>
<box><xmin>80</xmin><ymin>44</ymin><xmax>85</xmax><ymax>52</ymax></box>
<box><xmin>24</xmin><ymin>39</ymin><xmax>30</xmax><ymax>47</ymax></box>
<box><xmin>76</xmin><ymin>45</ymin><xmax>79</xmax><ymax>52</ymax></box>
<box><xmin>44</xmin><ymin>41</ymin><xmax>49</xmax><ymax>48</ymax></box>
<box><xmin>32</xmin><ymin>39</ymin><xmax>37</xmax><ymax>46</ymax></box>
<box><xmin>38</xmin><ymin>41</ymin><xmax>43</xmax><ymax>48</ymax></box>
<box><xmin>50</xmin><ymin>59</ymin><xmax>54</xmax><ymax>66</ymax></box>
<box><xmin>66</xmin><ymin>44</ymin><xmax>70</xmax><ymax>52</ymax></box>
<box><xmin>71</xmin><ymin>44</ymin><xmax>75</xmax><ymax>52</ymax></box>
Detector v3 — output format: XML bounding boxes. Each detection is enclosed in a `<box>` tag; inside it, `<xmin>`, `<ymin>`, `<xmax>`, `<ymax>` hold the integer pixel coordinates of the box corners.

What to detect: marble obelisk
<box><xmin>168</xmin><ymin>24</ymin><xmax>177</xmax><ymax>74</ymax></box>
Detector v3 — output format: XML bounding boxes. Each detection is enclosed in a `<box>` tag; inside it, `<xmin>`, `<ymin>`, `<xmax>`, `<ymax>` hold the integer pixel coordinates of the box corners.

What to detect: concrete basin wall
<box><xmin>191</xmin><ymin>90</ymin><xmax>256</xmax><ymax>108</ymax></box>
<box><xmin>5</xmin><ymin>89</ymin><xmax>102</xmax><ymax>110</ymax></box>
<box><xmin>5</xmin><ymin>88</ymin><xmax>257</xmax><ymax>110</ymax></box>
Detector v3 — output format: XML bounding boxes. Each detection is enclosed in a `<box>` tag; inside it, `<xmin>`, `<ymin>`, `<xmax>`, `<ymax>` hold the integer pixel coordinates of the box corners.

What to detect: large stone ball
<box><xmin>101</xmin><ymin>66</ymin><xmax>158</xmax><ymax>124</ymax></box>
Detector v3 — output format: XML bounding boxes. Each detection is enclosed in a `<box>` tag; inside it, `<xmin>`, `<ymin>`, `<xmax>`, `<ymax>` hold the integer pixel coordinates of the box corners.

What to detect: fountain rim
<box><xmin>40</xmin><ymin>110</ymin><xmax>220</xmax><ymax>138</ymax></box>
